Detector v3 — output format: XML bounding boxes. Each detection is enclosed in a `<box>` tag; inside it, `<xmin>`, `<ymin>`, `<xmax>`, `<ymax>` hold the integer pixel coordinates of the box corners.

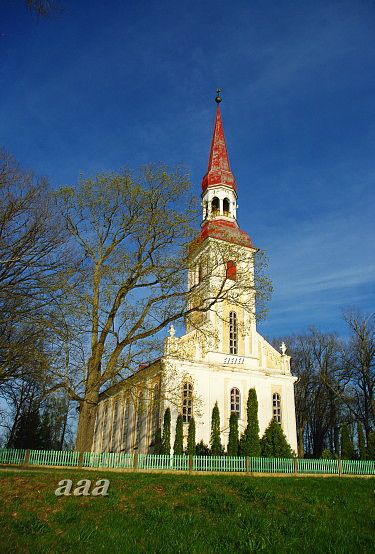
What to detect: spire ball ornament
<box><xmin>215</xmin><ymin>88</ymin><xmax>222</xmax><ymax>104</ymax></box>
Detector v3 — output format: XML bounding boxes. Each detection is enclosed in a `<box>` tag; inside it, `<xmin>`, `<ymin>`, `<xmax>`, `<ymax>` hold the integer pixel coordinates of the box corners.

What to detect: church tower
<box><xmin>186</xmin><ymin>93</ymin><xmax>258</xmax><ymax>361</ymax></box>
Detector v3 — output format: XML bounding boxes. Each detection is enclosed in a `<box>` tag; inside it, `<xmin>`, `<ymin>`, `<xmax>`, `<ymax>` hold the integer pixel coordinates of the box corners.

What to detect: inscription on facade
<box><xmin>223</xmin><ymin>356</ymin><xmax>244</xmax><ymax>364</ymax></box>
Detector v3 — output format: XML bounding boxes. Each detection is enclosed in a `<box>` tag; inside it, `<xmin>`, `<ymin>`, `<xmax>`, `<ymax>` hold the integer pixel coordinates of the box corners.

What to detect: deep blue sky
<box><xmin>1</xmin><ymin>0</ymin><xmax>374</xmax><ymax>338</ymax></box>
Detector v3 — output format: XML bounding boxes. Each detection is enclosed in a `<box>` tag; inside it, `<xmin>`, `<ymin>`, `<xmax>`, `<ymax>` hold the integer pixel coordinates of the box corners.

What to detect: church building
<box><xmin>92</xmin><ymin>97</ymin><xmax>298</xmax><ymax>455</ymax></box>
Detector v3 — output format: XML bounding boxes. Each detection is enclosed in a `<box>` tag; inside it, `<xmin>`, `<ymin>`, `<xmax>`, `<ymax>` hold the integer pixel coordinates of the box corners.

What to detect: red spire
<box><xmin>201</xmin><ymin>105</ymin><xmax>237</xmax><ymax>192</ymax></box>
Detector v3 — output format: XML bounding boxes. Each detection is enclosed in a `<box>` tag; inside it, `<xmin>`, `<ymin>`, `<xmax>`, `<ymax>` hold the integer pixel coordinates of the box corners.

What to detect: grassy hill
<box><xmin>0</xmin><ymin>468</ymin><xmax>373</xmax><ymax>552</ymax></box>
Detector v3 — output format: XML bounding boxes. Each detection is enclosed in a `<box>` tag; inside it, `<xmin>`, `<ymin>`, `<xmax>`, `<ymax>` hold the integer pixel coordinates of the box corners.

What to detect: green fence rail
<box><xmin>82</xmin><ymin>452</ymin><xmax>134</xmax><ymax>469</ymax></box>
<box><xmin>0</xmin><ymin>449</ymin><xmax>26</xmax><ymax>465</ymax></box>
<box><xmin>0</xmin><ymin>449</ymin><xmax>374</xmax><ymax>475</ymax></box>
<box><xmin>28</xmin><ymin>450</ymin><xmax>80</xmax><ymax>467</ymax></box>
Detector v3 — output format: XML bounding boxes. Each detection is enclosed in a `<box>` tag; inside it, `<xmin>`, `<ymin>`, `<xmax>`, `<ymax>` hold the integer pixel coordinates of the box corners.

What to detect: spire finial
<box><xmin>215</xmin><ymin>88</ymin><xmax>222</xmax><ymax>104</ymax></box>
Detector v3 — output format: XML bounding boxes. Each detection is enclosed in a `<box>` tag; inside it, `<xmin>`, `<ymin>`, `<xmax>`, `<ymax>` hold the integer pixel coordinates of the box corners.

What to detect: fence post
<box><xmin>189</xmin><ymin>455</ymin><xmax>193</xmax><ymax>473</ymax></box>
<box><xmin>338</xmin><ymin>458</ymin><xmax>342</xmax><ymax>477</ymax></box>
<box><xmin>78</xmin><ymin>452</ymin><xmax>84</xmax><ymax>468</ymax></box>
<box><xmin>293</xmin><ymin>456</ymin><xmax>298</xmax><ymax>475</ymax></box>
<box><xmin>24</xmin><ymin>449</ymin><xmax>30</xmax><ymax>465</ymax></box>
<box><xmin>246</xmin><ymin>456</ymin><xmax>250</xmax><ymax>474</ymax></box>
<box><xmin>133</xmin><ymin>452</ymin><xmax>138</xmax><ymax>471</ymax></box>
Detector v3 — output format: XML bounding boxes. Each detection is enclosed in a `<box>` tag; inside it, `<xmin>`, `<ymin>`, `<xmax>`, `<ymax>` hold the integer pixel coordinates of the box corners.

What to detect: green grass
<box><xmin>0</xmin><ymin>468</ymin><xmax>373</xmax><ymax>553</ymax></box>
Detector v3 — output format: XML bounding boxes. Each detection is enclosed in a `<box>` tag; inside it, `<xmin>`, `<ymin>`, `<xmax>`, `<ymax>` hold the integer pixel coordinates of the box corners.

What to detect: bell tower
<box><xmin>186</xmin><ymin>92</ymin><xmax>258</xmax><ymax>359</ymax></box>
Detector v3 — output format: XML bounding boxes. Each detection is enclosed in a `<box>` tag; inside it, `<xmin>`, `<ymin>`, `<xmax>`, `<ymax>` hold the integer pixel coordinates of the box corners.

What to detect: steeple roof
<box><xmin>201</xmin><ymin>105</ymin><xmax>237</xmax><ymax>192</ymax></box>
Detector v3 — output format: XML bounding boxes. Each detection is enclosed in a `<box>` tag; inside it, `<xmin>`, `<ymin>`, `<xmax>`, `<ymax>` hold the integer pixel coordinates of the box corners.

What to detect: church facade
<box><xmin>92</xmin><ymin>100</ymin><xmax>298</xmax><ymax>455</ymax></box>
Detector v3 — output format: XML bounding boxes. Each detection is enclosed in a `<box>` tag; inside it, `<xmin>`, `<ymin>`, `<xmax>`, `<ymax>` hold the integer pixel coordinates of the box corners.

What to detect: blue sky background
<box><xmin>1</xmin><ymin>0</ymin><xmax>374</xmax><ymax>339</ymax></box>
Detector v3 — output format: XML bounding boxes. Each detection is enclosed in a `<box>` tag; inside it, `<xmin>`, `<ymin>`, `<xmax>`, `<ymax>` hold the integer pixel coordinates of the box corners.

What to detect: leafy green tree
<box><xmin>261</xmin><ymin>418</ymin><xmax>293</xmax><ymax>458</ymax></box>
<box><xmin>340</xmin><ymin>423</ymin><xmax>355</xmax><ymax>460</ymax></box>
<box><xmin>357</xmin><ymin>422</ymin><xmax>367</xmax><ymax>460</ymax></box>
<box><xmin>54</xmin><ymin>165</ymin><xmax>226</xmax><ymax>452</ymax></box>
<box><xmin>239</xmin><ymin>388</ymin><xmax>261</xmax><ymax>457</ymax></box>
<box><xmin>161</xmin><ymin>408</ymin><xmax>171</xmax><ymax>455</ymax></box>
<box><xmin>210</xmin><ymin>401</ymin><xmax>223</xmax><ymax>456</ymax></box>
<box><xmin>196</xmin><ymin>440</ymin><xmax>210</xmax><ymax>456</ymax></box>
<box><xmin>227</xmin><ymin>412</ymin><xmax>239</xmax><ymax>456</ymax></box>
<box><xmin>187</xmin><ymin>417</ymin><xmax>196</xmax><ymax>456</ymax></box>
<box><xmin>52</xmin><ymin>163</ymin><xmax>272</xmax><ymax>452</ymax></box>
<box><xmin>367</xmin><ymin>430</ymin><xmax>375</xmax><ymax>460</ymax></box>
<box><xmin>153</xmin><ymin>427</ymin><xmax>162</xmax><ymax>455</ymax></box>
<box><xmin>173</xmin><ymin>414</ymin><xmax>184</xmax><ymax>455</ymax></box>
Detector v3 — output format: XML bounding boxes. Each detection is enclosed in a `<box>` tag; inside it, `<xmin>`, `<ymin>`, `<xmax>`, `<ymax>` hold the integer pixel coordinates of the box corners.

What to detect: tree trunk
<box><xmin>75</xmin><ymin>390</ymin><xmax>99</xmax><ymax>452</ymax></box>
<box><xmin>297</xmin><ymin>425</ymin><xmax>305</xmax><ymax>458</ymax></box>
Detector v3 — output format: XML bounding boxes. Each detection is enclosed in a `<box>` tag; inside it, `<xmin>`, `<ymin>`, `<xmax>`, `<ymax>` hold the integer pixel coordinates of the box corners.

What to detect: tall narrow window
<box><xmin>198</xmin><ymin>263</ymin><xmax>203</xmax><ymax>284</ymax></box>
<box><xmin>134</xmin><ymin>392</ymin><xmax>144</xmax><ymax>449</ymax></box>
<box><xmin>110</xmin><ymin>401</ymin><xmax>119</xmax><ymax>452</ymax></box>
<box><xmin>229</xmin><ymin>311</ymin><xmax>238</xmax><ymax>355</ymax></box>
<box><xmin>226</xmin><ymin>261</ymin><xmax>237</xmax><ymax>280</ymax></box>
<box><xmin>273</xmin><ymin>393</ymin><xmax>281</xmax><ymax>424</ymax></box>
<box><xmin>121</xmin><ymin>400</ymin><xmax>129</xmax><ymax>452</ymax></box>
<box><xmin>151</xmin><ymin>384</ymin><xmax>160</xmax><ymax>442</ymax></box>
<box><xmin>101</xmin><ymin>404</ymin><xmax>109</xmax><ymax>452</ymax></box>
<box><xmin>230</xmin><ymin>388</ymin><xmax>241</xmax><ymax>417</ymax></box>
<box><xmin>223</xmin><ymin>197</ymin><xmax>230</xmax><ymax>216</ymax></box>
<box><xmin>182</xmin><ymin>382</ymin><xmax>193</xmax><ymax>423</ymax></box>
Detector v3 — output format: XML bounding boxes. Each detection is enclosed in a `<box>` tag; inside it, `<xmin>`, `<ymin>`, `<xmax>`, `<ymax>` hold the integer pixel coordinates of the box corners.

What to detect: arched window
<box><xmin>121</xmin><ymin>399</ymin><xmax>129</xmax><ymax>452</ymax></box>
<box><xmin>211</xmin><ymin>197</ymin><xmax>220</xmax><ymax>215</ymax></box>
<box><xmin>134</xmin><ymin>392</ymin><xmax>144</xmax><ymax>449</ymax></box>
<box><xmin>198</xmin><ymin>263</ymin><xmax>203</xmax><ymax>284</ymax></box>
<box><xmin>223</xmin><ymin>197</ymin><xmax>230</xmax><ymax>216</ymax></box>
<box><xmin>229</xmin><ymin>311</ymin><xmax>238</xmax><ymax>355</ymax></box>
<box><xmin>110</xmin><ymin>401</ymin><xmax>119</xmax><ymax>452</ymax></box>
<box><xmin>226</xmin><ymin>260</ymin><xmax>237</xmax><ymax>280</ymax></box>
<box><xmin>230</xmin><ymin>388</ymin><xmax>241</xmax><ymax>417</ymax></box>
<box><xmin>182</xmin><ymin>382</ymin><xmax>193</xmax><ymax>423</ymax></box>
<box><xmin>273</xmin><ymin>393</ymin><xmax>281</xmax><ymax>424</ymax></box>
<box><xmin>151</xmin><ymin>384</ymin><xmax>160</xmax><ymax>442</ymax></box>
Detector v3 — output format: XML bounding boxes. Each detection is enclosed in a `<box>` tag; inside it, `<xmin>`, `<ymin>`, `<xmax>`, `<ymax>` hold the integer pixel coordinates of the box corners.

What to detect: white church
<box><xmin>92</xmin><ymin>98</ymin><xmax>298</xmax><ymax>455</ymax></box>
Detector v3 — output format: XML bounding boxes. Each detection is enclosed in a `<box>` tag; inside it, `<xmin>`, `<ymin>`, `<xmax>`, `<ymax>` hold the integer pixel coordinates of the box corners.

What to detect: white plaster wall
<box><xmin>167</xmin><ymin>358</ymin><xmax>298</xmax><ymax>454</ymax></box>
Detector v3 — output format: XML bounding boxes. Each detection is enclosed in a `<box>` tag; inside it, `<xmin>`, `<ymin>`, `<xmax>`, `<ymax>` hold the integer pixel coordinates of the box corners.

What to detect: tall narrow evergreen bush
<box><xmin>210</xmin><ymin>402</ymin><xmax>223</xmax><ymax>456</ymax></box>
<box><xmin>161</xmin><ymin>408</ymin><xmax>171</xmax><ymax>455</ymax></box>
<box><xmin>261</xmin><ymin>418</ymin><xmax>293</xmax><ymax>458</ymax></box>
<box><xmin>227</xmin><ymin>412</ymin><xmax>239</xmax><ymax>456</ymax></box>
<box><xmin>340</xmin><ymin>423</ymin><xmax>355</xmax><ymax>460</ymax></box>
<box><xmin>153</xmin><ymin>427</ymin><xmax>162</xmax><ymax>454</ymax></box>
<box><xmin>173</xmin><ymin>414</ymin><xmax>184</xmax><ymax>455</ymax></box>
<box><xmin>187</xmin><ymin>417</ymin><xmax>196</xmax><ymax>456</ymax></box>
<box><xmin>239</xmin><ymin>388</ymin><xmax>261</xmax><ymax>456</ymax></box>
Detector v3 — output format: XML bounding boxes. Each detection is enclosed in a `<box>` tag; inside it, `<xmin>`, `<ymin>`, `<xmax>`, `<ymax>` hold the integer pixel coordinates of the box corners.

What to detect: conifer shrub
<box><xmin>196</xmin><ymin>440</ymin><xmax>210</xmax><ymax>456</ymax></box>
<box><xmin>173</xmin><ymin>414</ymin><xmax>184</xmax><ymax>455</ymax></box>
<box><xmin>227</xmin><ymin>412</ymin><xmax>239</xmax><ymax>456</ymax></box>
<box><xmin>153</xmin><ymin>428</ymin><xmax>162</xmax><ymax>455</ymax></box>
<box><xmin>321</xmin><ymin>449</ymin><xmax>334</xmax><ymax>459</ymax></box>
<box><xmin>260</xmin><ymin>418</ymin><xmax>293</xmax><ymax>458</ymax></box>
<box><xmin>161</xmin><ymin>408</ymin><xmax>171</xmax><ymax>455</ymax></box>
<box><xmin>210</xmin><ymin>401</ymin><xmax>224</xmax><ymax>456</ymax></box>
<box><xmin>187</xmin><ymin>417</ymin><xmax>196</xmax><ymax>456</ymax></box>
<box><xmin>340</xmin><ymin>423</ymin><xmax>355</xmax><ymax>460</ymax></box>
<box><xmin>238</xmin><ymin>388</ymin><xmax>261</xmax><ymax>457</ymax></box>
